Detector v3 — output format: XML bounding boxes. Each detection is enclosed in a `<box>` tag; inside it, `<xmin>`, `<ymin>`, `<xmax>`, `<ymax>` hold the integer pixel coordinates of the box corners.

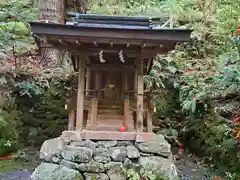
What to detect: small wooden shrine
<box><xmin>30</xmin><ymin>13</ymin><xmax>192</xmax><ymax>141</ymax></box>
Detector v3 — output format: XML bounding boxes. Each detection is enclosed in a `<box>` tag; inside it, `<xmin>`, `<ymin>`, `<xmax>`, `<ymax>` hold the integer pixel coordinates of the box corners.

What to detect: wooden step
<box><xmin>86</xmin><ymin>121</ymin><xmax>135</xmax><ymax>131</ymax></box>
<box><xmin>97</xmin><ymin>114</ymin><xmax>124</xmax><ymax>119</ymax></box>
<box><xmin>97</xmin><ymin>120</ymin><xmax>123</xmax><ymax>124</ymax></box>
<box><xmin>98</xmin><ymin>105</ymin><xmax>122</xmax><ymax>110</ymax></box>
<box><xmin>96</xmin><ymin>120</ymin><xmax>134</xmax><ymax>127</ymax></box>
<box><xmin>99</xmin><ymin>99</ymin><xmax>123</xmax><ymax>104</ymax></box>
<box><xmin>96</xmin><ymin>118</ymin><xmax>134</xmax><ymax>123</ymax></box>
<box><xmin>93</xmin><ymin>125</ymin><xmax>135</xmax><ymax>131</ymax></box>
<box><xmin>98</xmin><ymin>109</ymin><xmax>123</xmax><ymax>114</ymax></box>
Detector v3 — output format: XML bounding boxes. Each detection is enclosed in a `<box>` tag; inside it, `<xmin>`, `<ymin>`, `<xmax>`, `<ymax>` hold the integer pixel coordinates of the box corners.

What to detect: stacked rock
<box><xmin>31</xmin><ymin>135</ymin><xmax>178</xmax><ymax>180</ymax></box>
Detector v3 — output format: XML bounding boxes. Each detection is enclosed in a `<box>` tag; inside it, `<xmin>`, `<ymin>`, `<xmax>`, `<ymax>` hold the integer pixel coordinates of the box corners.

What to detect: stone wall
<box><xmin>31</xmin><ymin>134</ymin><xmax>178</xmax><ymax>180</ymax></box>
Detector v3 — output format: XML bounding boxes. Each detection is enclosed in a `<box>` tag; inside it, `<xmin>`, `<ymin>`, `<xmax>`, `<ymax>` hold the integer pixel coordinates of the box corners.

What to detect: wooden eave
<box><xmin>30</xmin><ymin>22</ymin><xmax>192</xmax><ymax>43</ymax></box>
<box><xmin>29</xmin><ymin>22</ymin><xmax>192</xmax><ymax>73</ymax></box>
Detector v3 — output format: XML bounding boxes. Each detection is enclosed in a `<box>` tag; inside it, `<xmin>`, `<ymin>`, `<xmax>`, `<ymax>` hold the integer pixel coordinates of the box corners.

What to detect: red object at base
<box><xmin>178</xmin><ymin>140</ymin><xmax>185</xmax><ymax>155</ymax></box>
<box><xmin>236</xmin><ymin>28</ymin><xmax>240</xmax><ymax>35</ymax></box>
<box><xmin>0</xmin><ymin>154</ymin><xmax>12</xmax><ymax>161</ymax></box>
<box><xmin>233</xmin><ymin>117</ymin><xmax>240</xmax><ymax>125</ymax></box>
<box><xmin>178</xmin><ymin>148</ymin><xmax>184</xmax><ymax>155</ymax></box>
<box><xmin>119</xmin><ymin>126</ymin><xmax>127</xmax><ymax>132</ymax></box>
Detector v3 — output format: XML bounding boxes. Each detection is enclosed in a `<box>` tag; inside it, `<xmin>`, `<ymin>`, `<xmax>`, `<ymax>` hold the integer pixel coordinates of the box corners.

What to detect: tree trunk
<box><xmin>38</xmin><ymin>0</ymin><xmax>89</xmax><ymax>68</ymax></box>
<box><xmin>38</xmin><ymin>0</ymin><xmax>65</xmax><ymax>68</ymax></box>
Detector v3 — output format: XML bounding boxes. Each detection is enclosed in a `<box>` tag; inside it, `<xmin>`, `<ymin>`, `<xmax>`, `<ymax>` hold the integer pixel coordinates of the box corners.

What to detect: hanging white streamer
<box><xmin>119</xmin><ymin>49</ymin><xmax>124</xmax><ymax>63</ymax></box>
<box><xmin>99</xmin><ymin>50</ymin><xmax>106</xmax><ymax>63</ymax></box>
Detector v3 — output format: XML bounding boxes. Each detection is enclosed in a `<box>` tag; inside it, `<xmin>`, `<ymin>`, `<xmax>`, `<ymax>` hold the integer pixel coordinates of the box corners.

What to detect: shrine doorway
<box><xmin>103</xmin><ymin>72</ymin><xmax>121</xmax><ymax>100</ymax></box>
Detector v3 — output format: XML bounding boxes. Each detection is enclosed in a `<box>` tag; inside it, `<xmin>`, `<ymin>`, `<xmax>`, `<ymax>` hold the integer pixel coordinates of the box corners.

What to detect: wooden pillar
<box><xmin>86</xmin><ymin>68</ymin><xmax>91</xmax><ymax>97</ymax></box>
<box><xmin>137</xmin><ymin>59</ymin><xmax>144</xmax><ymax>132</ymax></box>
<box><xmin>68</xmin><ymin>109</ymin><xmax>75</xmax><ymax>130</ymax></box>
<box><xmin>90</xmin><ymin>71</ymin><xmax>100</xmax><ymax>129</ymax></box>
<box><xmin>147</xmin><ymin>98</ymin><xmax>153</xmax><ymax>132</ymax></box>
<box><xmin>90</xmin><ymin>95</ymin><xmax>98</xmax><ymax>130</ymax></box>
<box><xmin>134</xmin><ymin>68</ymin><xmax>138</xmax><ymax>95</ymax></box>
<box><xmin>123</xmin><ymin>73</ymin><xmax>129</xmax><ymax>128</ymax></box>
<box><xmin>76</xmin><ymin>57</ymin><xmax>86</xmax><ymax>130</ymax></box>
<box><xmin>96</xmin><ymin>71</ymin><xmax>101</xmax><ymax>96</ymax></box>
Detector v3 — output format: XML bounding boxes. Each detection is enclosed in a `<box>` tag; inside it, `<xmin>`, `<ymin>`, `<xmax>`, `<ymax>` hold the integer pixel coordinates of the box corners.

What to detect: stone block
<box><xmin>97</xmin><ymin>140</ymin><xmax>117</xmax><ymax>148</ymax></box>
<box><xmin>126</xmin><ymin>146</ymin><xmax>140</xmax><ymax>159</ymax></box>
<box><xmin>94</xmin><ymin>148</ymin><xmax>111</xmax><ymax>163</ymax></box>
<box><xmin>139</xmin><ymin>156</ymin><xmax>178</xmax><ymax>180</ymax></box>
<box><xmin>31</xmin><ymin>163</ymin><xmax>83</xmax><ymax>180</ymax></box>
<box><xmin>60</xmin><ymin>159</ymin><xmax>79</xmax><ymax>170</ymax></box>
<box><xmin>62</xmin><ymin>146</ymin><xmax>93</xmax><ymax>163</ymax></box>
<box><xmin>117</xmin><ymin>141</ymin><xmax>134</xmax><ymax>147</ymax></box>
<box><xmin>135</xmin><ymin>134</ymin><xmax>171</xmax><ymax>157</ymax></box>
<box><xmin>78</xmin><ymin>160</ymin><xmax>105</xmax><ymax>173</ymax></box>
<box><xmin>104</xmin><ymin>162</ymin><xmax>123</xmax><ymax>171</ymax></box>
<box><xmin>40</xmin><ymin>138</ymin><xmax>64</xmax><ymax>162</ymax></box>
<box><xmin>110</xmin><ymin>147</ymin><xmax>127</xmax><ymax>162</ymax></box>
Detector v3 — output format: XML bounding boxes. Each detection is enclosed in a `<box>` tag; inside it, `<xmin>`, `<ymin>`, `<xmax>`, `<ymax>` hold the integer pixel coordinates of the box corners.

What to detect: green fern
<box><xmin>0</xmin><ymin>113</ymin><xmax>7</xmax><ymax>129</ymax></box>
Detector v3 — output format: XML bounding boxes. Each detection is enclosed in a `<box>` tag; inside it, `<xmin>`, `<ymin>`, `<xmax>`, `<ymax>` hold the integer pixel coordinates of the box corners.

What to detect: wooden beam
<box><xmin>124</xmin><ymin>97</ymin><xmax>130</xmax><ymax>128</ymax></box>
<box><xmin>134</xmin><ymin>67</ymin><xmax>137</xmax><ymax>95</ymax></box>
<box><xmin>76</xmin><ymin>56</ymin><xmax>86</xmax><ymax>130</ymax></box>
<box><xmin>68</xmin><ymin>109</ymin><xmax>75</xmax><ymax>130</ymax></box>
<box><xmin>146</xmin><ymin>58</ymin><xmax>152</xmax><ymax>74</ymax></box>
<box><xmin>75</xmin><ymin>55</ymin><xmax>79</xmax><ymax>69</ymax></box>
<box><xmin>61</xmin><ymin>130</ymin><xmax>155</xmax><ymax>142</ymax></box>
<box><xmin>88</xmin><ymin>64</ymin><xmax>134</xmax><ymax>72</ymax></box>
<box><xmin>48</xmin><ymin>42</ymin><xmax>172</xmax><ymax>60</ymax></box>
<box><xmin>85</xmin><ymin>68</ymin><xmax>91</xmax><ymax>96</ymax></box>
<box><xmin>30</xmin><ymin>23</ymin><xmax>192</xmax><ymax>43</ymax></box>
<box><xmin>95</xmin><ymin>71</ymin><xmax>102</xmax><ymax>95</ymax></box>
<box><xmin>137</xmin><ymin>58</ymin><xmax>144</xmax><ymax>132</ymax></box>
<box><xmin>89</xmin><ymin>71</ymin><xmax>101</xmax><ymax>129</ymax></box>
<box><xmin>147</xmin><ymin>99</ymin><xmax>153</xmax><ymax>132</ymax></box>
<box><xmin>90</xmin><ymin>96</ymin><xmax>98</xmax><ymax>130</ymax></box>
<box><xmin>123</xmin><ymin>73</ymin><xmax>129</xmax><ymax>128</ymax></box>
<box><xmin>124</xmin><ymin>73</ymin><xmax>128</xmax><ymax>92</ymax></box>
<box><xmin>47</xmin><ymin>39</ymin><xmax>173</xmax><ymax>55</ymax></box>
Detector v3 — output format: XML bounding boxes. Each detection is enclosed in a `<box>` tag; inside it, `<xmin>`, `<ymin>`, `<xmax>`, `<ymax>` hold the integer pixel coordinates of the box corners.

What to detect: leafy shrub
<box><xmin>124</xmin><ymin>167</ymin><xmax>171</xmax><ymax>180</ymax></box>
<box><xmin>14</xmin><ymin>77</ymin><xmax>69</xmax><ymax>145</ymax></box>
<box><xmin>0</xmin><ymin>98</ymin><xmax>21</xmax><ymax>156</ymax></box>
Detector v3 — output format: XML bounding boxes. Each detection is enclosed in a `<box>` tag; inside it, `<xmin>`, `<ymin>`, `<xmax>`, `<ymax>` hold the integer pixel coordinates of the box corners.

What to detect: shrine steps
<box><xmin>86</xmin><ymin>114</ymin><xmax>135</xmax><ymax>131</ymax></box>
<box><xmin>96</xmin><ymin>113</ymin><xmax>134</xmax><ymax>131</ymax></box>
<box><xmin>86</xmin><ymin>103</ymin><xmax>135</xmax><ymax>131</ymax></box>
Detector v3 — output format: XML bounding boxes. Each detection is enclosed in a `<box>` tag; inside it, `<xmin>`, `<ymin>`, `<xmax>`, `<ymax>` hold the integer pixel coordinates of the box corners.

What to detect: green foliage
<box><xmin>0</xmin><ymin>0</ymin><xmax>37</xmax><ymax>55</ymax></box>
<box><xmin>124</xmin><ymin>167</ymin><xmax>170</xmax><ymax>180</ymax></box>
<box><xmin>15</xmin><ymin>78</ymin><xmax>69</xmax><ymax>145</ymax></box>
<box><xmin>0</xmin><ymin>99</ymin><xmax>20</xmax><ymax>156</ymax></box>
<box><xmin>15</xmin><ymin>81</ymin><xmax>43</xmax><ymax>97</ymax></box>
<box><xmin>0</xmin><ymin>69</ymin><xmax>21</xmax><ymax>156</ymax></box>
<box><xmin>182</xmin><ymin>114</ymin><xmax>239</xmax><ymax>177</ymax></box>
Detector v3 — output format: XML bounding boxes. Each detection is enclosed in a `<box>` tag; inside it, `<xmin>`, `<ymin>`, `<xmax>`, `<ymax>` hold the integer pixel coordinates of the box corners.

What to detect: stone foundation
<box><xmin>31</xmin><ymin>134</ymin><xmax>178</xmax><ymax>180</ymax></box>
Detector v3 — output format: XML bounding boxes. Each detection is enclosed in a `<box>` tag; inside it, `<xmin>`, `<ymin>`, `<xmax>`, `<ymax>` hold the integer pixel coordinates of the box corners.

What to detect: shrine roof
<box><xmin>30</xmin><ymin>13</ymin><xmax>192</xmax><ymax>43</ymax></box>
<box><xmin>29</xmin><ymin>13</ymin><xmax>192</xmax><ymax>72</ymax></box>
<box><xmin>65</xmin><ymin>12</ymin><xmax>171</xmax><ymax>30</ymax></box>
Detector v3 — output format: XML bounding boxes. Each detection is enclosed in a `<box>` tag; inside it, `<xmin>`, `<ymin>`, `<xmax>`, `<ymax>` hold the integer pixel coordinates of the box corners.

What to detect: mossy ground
<box><xmin>0</xmin><ymin>147</ymin><xmax>40</xmax><ymax>174</ymax></box>
<box><xmin>0</xmin><ymin>160</ymin><xmax>23</xmax><ymax>173</ymax></box>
